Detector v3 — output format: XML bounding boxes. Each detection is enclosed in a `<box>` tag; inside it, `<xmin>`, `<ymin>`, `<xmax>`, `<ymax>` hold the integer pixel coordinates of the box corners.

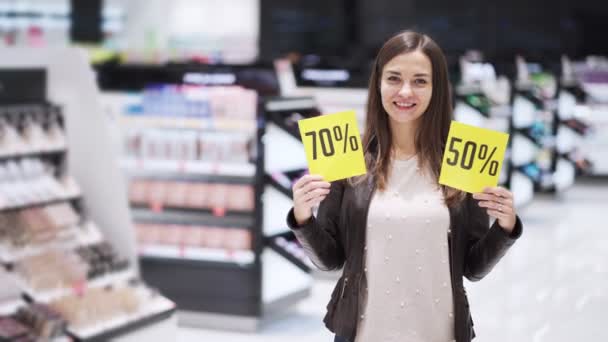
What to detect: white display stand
<box><xmin>0</xmin><ymin>48</ymin><xmax>177</xmax><ymax>340</ymax></box>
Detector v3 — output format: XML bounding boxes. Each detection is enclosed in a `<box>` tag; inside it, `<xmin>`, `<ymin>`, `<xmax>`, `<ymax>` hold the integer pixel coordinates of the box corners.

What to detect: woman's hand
<box><xmin>473</xmin><ymin>187</ymin><xmax>516</xmax><ymax>233</ymax></box>
<box><xmin>292</xmin><ymin>174</ymin><xmax>331</xmax><ymax>226</ymax></box>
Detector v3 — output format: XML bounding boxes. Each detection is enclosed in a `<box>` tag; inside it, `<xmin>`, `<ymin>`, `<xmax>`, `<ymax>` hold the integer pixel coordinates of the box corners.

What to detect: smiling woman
<box><xmin>287</xmin><ymin>30</ymin><xmax>523</xmax><ymax>342</ymax></box>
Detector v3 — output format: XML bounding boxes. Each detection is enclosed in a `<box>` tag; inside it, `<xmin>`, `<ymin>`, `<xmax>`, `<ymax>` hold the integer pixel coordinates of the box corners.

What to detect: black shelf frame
<box><xmin>265</xmin><ymin>231</ymin><xmax>311</xmax><ymax>273</ymax></box>
<box><xmin>0</xmin><ymin>148</ymin><xmax>67</xmax><ymax>163</ymax></box>
<box><xmin>127</xmin><ymin>170</ymin><xmax>255</xmax><ymax>185</ymax></box>
<box><xmin>111</xmin><ymin>67</ymin><xmax>317</xmax><ymax>324</ymax></box>
<box><xmin>510</xmin><ymin>83</ymin><xmax>560</xmax><ymax>194</ymax></box>
<box><xmin>131</xmin><ymin>207</ymin><xmax>255</xmax><ymax>229</ymax></box>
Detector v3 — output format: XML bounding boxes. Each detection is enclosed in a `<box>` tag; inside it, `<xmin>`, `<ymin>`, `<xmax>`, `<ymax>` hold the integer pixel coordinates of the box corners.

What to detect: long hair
<box><xmin>352</xmin><ymin>30</ymin><xmax>465</xmax><ymax>207</ymax></box>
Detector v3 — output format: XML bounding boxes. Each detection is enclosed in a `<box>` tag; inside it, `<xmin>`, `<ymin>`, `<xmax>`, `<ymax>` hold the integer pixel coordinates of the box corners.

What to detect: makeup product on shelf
<box><xmin>225</xmin><ymin>185</ymin><xmax>254</xmax><ymax>211</ymax></box>
<box><xmin>0</xmin><ymin>269</ymin><xmax>22</xmax><ymax>307</ymax></box>
<box><xmin>14</xmin><ymin>303</ymin><xmax>66</xmax><ymax>339</ymax></box>
<box><xmin>49</xmin><ymin>286</ymin><xmax>139</xmax><ymax>329</ymax></box>
<box><xmin>224</xmin><ymin>229</ymin><xmax>251</xmax><ymax>251</ymax></box>
<box><xmin>15</xmin><ymin>249</ymin><xmax>88</xmax><ymax>291</ymax></box>
<box><xmin>165</xmin><ymin>181</ymin><xmax>188</xmax><ymax>208</ymax></box>
<box><xmin>185</xmin><ymin>183</ymin><xmax>209</xmax><ymax>209</ymax></box>
<box><xmin>0</xmin><ymin>317</ymin><xmax>31</xmax><ymax>341</ymax></box>
<box><xmin>0</xmin><ymin>202</ymin><xmax>80</xmax><ymax>248</ymax></box>
<box><xmin>75</xmin><ymin>242</ymin><xmax>130</xmax><ymax>279</ymax></box>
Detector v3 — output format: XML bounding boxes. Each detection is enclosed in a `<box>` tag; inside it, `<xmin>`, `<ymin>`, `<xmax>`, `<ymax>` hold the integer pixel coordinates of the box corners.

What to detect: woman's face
<box><xmin>380</xmin><ymin>50</ymin><xmax>433</xmax><ymax>126</ymax></box>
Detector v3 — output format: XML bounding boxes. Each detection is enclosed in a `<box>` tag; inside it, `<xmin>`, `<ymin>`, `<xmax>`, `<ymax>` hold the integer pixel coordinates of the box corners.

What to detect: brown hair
<box><xmin>352</xmin><ymin>30</ymin><xmax>465</xmax><ymax>207</ymax></box>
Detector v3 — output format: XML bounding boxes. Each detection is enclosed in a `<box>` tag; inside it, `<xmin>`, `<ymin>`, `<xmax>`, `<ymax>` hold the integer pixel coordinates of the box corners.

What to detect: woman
<box><xmin>286</xmin><ymin>30</ymin><xmax>523</xmax><ymax>342</ymax></box>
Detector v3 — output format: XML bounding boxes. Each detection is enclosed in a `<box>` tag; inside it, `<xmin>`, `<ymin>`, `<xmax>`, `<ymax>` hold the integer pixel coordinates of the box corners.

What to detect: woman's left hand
<box><xmin>472</xmin><ymin>187</ymin><xmax>516</xmax><ymax>233</ymax></box>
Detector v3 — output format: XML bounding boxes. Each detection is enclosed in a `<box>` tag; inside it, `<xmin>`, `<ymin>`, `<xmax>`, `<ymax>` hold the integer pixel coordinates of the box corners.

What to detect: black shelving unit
<box><xmin>101</xmin><ymin>64</ymin><xmax>314</xmax><ymax>330</ymax></box>
<box><xmin>511</xmin><ymin>79</ymin><xmax>560</xmax><ymax>193</ymax></box>
<box><xmin>0</xmin><ymin>67</ymin><xmax>177</xmax><ymax>340</ymax></box>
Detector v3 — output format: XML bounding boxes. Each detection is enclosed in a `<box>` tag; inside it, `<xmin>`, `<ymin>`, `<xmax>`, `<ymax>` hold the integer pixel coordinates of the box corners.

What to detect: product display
<box><xmin>13</xmin><ymin>303</ymin><xmax>66</xmax><ymax>340</ymax></box>
<box><xmin>268</xmin><ymin>233</ymin><xmax>314</xmax><ymax>273</ymax></box>
<box><xmin>49</xmin><ymin>286</ymin><xmax>139</xmax><ymax>330</ymax></box>
<box><xmin>129</xmin><ymin>180</ymin><xmax>255</xmax><ymax>212</ymax></box>
<box><xmin>124</xmin><ymin>129</ymin><xmax>252</xmax><ymax>164</ymax></box>
<box><xmin>0</xmin><ymin>105</ymin><xmax>66</xmax><ymax>157</ymax></box>
<box><xmin>14</xmin><ymin>241</ymin><xmax>129</xmax><ymax>293</ymax></box>
<box><xmin>0</xmin><ymin>269</ymin><xmax>21</xmax><ymax>315</ymax></box>
<box><xmin>0</xmin><ymin>158</ymin><xmax>80</xmax><ymax>210</ymax></box>
<box><xmin>0</xmin><ymin>202</ymin><xmax>80</xmax><ymax>248</ymax></box>
<box><xmin>136</xmin><ymin>223</ymin><xmax>252</xmax><ymax>255</ymax></box>
<box><xmin>0</xmin><ymin>316</ymin><xmax>31</xmax><ymax>341</ymax></box>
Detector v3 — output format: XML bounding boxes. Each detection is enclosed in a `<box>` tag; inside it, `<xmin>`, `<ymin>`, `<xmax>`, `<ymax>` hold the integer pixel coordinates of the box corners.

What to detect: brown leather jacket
<box><xmin>287</xmin><ymin>175</ymin><xmax>522</xmax><ymax>342</ymax></box>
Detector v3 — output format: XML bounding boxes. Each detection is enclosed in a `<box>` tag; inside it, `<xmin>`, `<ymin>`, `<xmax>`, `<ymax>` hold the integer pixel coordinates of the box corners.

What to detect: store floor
<box><xmin>178</xmin><ymin>180</ymin><xmax>608</xmax><ymax>342</ymax></box>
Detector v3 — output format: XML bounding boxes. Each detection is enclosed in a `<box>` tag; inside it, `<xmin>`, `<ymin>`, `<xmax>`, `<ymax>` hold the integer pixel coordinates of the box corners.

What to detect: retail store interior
<box><xmin>0</xmin><ymin>0</ymin><xmax>607</xmax><ymax>341</ymax></box>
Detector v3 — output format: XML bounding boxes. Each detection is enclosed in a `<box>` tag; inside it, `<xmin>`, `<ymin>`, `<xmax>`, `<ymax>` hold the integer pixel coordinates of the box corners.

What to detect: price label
<box><xmin>298</xmin><ymin>110</ymin><xmax>367</xmax><ymax>182</ymax></box>
<box><xmin>439</xmin><ymin>121</ymin><xmax>509</xmax><ymax>193</ymax></box>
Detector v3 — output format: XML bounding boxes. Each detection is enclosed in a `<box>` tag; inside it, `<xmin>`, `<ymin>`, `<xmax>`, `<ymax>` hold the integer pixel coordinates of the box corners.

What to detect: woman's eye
<box><xmin>414</xmin><ymin>79</ymin><xmax>428</xmax><ymax>85</ymax></box>
<box><xmin>387</xmin><ymin>76</ymin><xmax>400</xmax><ymax>82</ymax></box>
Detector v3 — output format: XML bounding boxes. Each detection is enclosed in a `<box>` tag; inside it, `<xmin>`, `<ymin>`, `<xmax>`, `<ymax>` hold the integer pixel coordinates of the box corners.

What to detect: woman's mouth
<box><xmin>394</xmin><ymin>101</ymin><xmax>417</xmax><ymax>110</ymax></box>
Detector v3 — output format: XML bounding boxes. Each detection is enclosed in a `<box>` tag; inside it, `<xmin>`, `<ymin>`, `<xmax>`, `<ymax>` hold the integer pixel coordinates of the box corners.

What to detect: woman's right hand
<box><xmin>292</xmin><ymin>174</ymin><xmax>331</xmax><ymax>226</ymax></box>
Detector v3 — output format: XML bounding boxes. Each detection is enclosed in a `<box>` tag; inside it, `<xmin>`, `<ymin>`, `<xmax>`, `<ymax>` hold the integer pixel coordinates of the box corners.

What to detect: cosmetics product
<box><xmin>49</xmin><ymin>286</ymin><xmax>140</xmax><ymax>330</ymax></box>
<box><xmin>0</xmin><ymin>317</ymin><xmax>30</xmax><ymax>340</ymax></box>
<box><xmin>14</xmin><ymin>303</ymin><xmax>66</xmax><ymax>339</ymax></box>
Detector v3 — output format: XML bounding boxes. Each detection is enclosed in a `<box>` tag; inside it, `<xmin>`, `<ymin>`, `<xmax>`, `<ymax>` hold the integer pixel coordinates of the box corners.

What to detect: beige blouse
<box><xmin>356</xmin><ymin>157</ymin><xmax>455</xmax><ymax>342</ymax></box>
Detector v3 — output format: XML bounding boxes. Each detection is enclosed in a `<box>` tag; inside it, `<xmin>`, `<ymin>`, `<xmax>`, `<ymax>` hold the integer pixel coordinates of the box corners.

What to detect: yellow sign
<box><xmin>439</xmin><ymin>121</ymin><xmax>509</xmax><ymax>193</ymax></box>
<box><xmin>298</xmin><ymin>110</ymin><xmax>367</xmax><ymax>182</ymax></box>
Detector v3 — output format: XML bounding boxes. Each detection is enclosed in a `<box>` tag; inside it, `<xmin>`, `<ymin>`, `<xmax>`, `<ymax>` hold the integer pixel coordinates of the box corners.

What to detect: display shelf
<box><xmin>265</xmin><ymin>98</ymin><xmax>317</xmax><ymax>112</ymax></box>
<box><xmin>120</xmin><ymin>115</ymin><xmax>256</xmax><ymax>133</ymax></box>
<box><xmin>0</xmin><ymin>146</ymin><xmax>67</xmax><ymax>161</ymax></box>
<box><xmin>20</xmin><ymin>268</ymin><xmax>138</xmax><ymax>304</ymax></box>
<box><xmin>0</xmin><ymin>298</ymin><xmax>25</xmax><ymax>315</ymax></box>
<box><xmin>262</xmin><ymin>249</ymin><xmax>311</xmax><ymax>311</ymax></box>
<box><xmin>0</xmin><ymin>221</ymin><xmax>103</xmax><ymax>264</ymax></box>
<box><xmin>265</xmin><ymin>232</ymin><xmax>312</xmax><ymax>273</ymax></box>
<box><xmin>139</xmin><ymin>256</ymin><xmax>260</xmax><ymax>317</ymax></box>
<box><xmin>264</xmin><ymin>123</ymin><xmax>308</xmax><ymax>173</ymax></box>
<box><xmin>126</xmin><ymin>169</ymin><xmax>254</xmax><ymax>185</ymax></box>
<box><xmin>66</xmin><ymin>288</ymin><xmax>176</xmax><ymax>342</ymax></box>
<box><xmin>1</xmin><ymin>48</ymin><xmax>178</xmax><ymax>340</ymax></box>
<box><xmin>131</xmin><ymin>207</ymin><xmax>254</xmax><ymax>229</ymax></box>
<box><xmin>0</xmin><ymin>192</ymin><xmax>81</xmax><ymax>212</ymax></box>
<box><xmin>264</xmin><ymin>97</ymin><xmax>320</xmax><ymax>141</ymax></box>
<box><xmin>263</xmin><ymin>185</ymin><xmax>294</xmax><ymax>237</ymax></box>
<box><xmin>122</xmin><ymin>158</ymin><xmax>256</xmax><ymax>181</ymax></box>
<box><xmin>264</xmin><ymin>168</ymin><xmax>308</xmax><ymax>199</ymax></box>
<box><xmin>138</xmin><ymin>244</ymin><xmax>255</xmax><ymax>266</ymax></box>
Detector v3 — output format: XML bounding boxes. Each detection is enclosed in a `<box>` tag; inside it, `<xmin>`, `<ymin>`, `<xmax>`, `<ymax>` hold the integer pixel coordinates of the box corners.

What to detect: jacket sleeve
<box><xmin>463</xmin><ymin>195</ymin><xmax>523</xmax><ymax>282</ymax></box>
<box><xmin>285</xmin><ymin>180</ymin><xmax>346</xmax><ymax>271</ymax></box>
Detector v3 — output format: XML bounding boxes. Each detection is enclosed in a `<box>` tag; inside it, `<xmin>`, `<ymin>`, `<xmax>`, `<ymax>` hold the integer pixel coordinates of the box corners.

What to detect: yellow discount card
<box><xmin>439</xmin><ymin>121</ymin><xmax>509</xmax><ymax>193</ymax></box>
<box><xmin>298</xmin><ymin>110</ymin><xmax>367</xmax><ymax>182</ymax></box>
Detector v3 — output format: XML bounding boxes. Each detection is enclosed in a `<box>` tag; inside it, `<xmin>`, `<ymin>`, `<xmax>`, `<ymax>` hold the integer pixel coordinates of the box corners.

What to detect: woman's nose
<box><xmin>398</xmin><ymin>83</ymin><xmax>413</xmax><ymax>97</ymax></box>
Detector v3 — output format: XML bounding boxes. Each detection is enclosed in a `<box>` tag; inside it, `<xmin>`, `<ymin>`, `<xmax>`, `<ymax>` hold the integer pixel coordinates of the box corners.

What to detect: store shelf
<box><xmin>263</xmin><ymin>185</ymin><xmax>294</xmax><ymax>237</ymax></box>
<box><xmin>0</xmin><ymin>191</ymin><xmax>81</xmax><ymax>212</ymax></box>
<box><xmin>264</xmin><ymin>98</ymin><xmax>317</xmax><ymax>112</ymax></box>
<box><xmin>266</xmin><ymin>233</ymin><xmax>311</xmax><ymax>273</ymax></box>
<box><xmin>264</xmin><ymin>123</ymin><xmax>307</xmax><ymax>173</ymax></box>
<box><xmin>20</xmin><ymin>268</ymin><xmax>138</xmax><ymax>303</ymax></box>
<box><xmin>0</xmin><ymin>298</ymin><xmax>25</xmax><ymax>315</ymax></box>
<box><xmin>0</xmin><ymin>221</ymin><xmax>103</xmax><ymax>264</ymax></box>
<box><xmin>123</xmin><ymin>158</ymin><xmax>255</xmax><ymax>183</ymax></box>
<box><xmin>262</xmin><ymin>249</ymin><xmax>312</xmax><ymax>313</ymax></box>
<box><xmin>264</xmin><ymin>168</ymin><xmax>308</xmax><ymax>199</ymax></box>
<box><xmin>120</xmin><ymin>115</ymin><xmax>256</xmax><ymax>133</ymax></box>
<box><xmin>131</xmin><ymin>207</ymin><xmax>254</xmax><ymax>229</ymax></box>
<box><xmin>0</xmin><ymin>145</ymin><xmax>67</xmax><ymax>161</ymax></box>
<box><xmin>139</xmin><ymin>244</ymin><xmax>255</xmax><ymax>266</ymax></box>
<box><xmin>139</xmin><ymin>256</ymin><xmax>260</xmax><ymax>317</ymax></box>
<box><xmin>67</xmin><ymin>289</ymin><xmax>176</xmax><ymax>342</ymax></box>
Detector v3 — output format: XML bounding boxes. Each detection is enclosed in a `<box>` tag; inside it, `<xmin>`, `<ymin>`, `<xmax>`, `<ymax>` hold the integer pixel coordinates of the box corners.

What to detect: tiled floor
<box><xmin>178</xmin><ymin>180</ymin><xmax>608</xmax><ymax>342</ymax></box>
